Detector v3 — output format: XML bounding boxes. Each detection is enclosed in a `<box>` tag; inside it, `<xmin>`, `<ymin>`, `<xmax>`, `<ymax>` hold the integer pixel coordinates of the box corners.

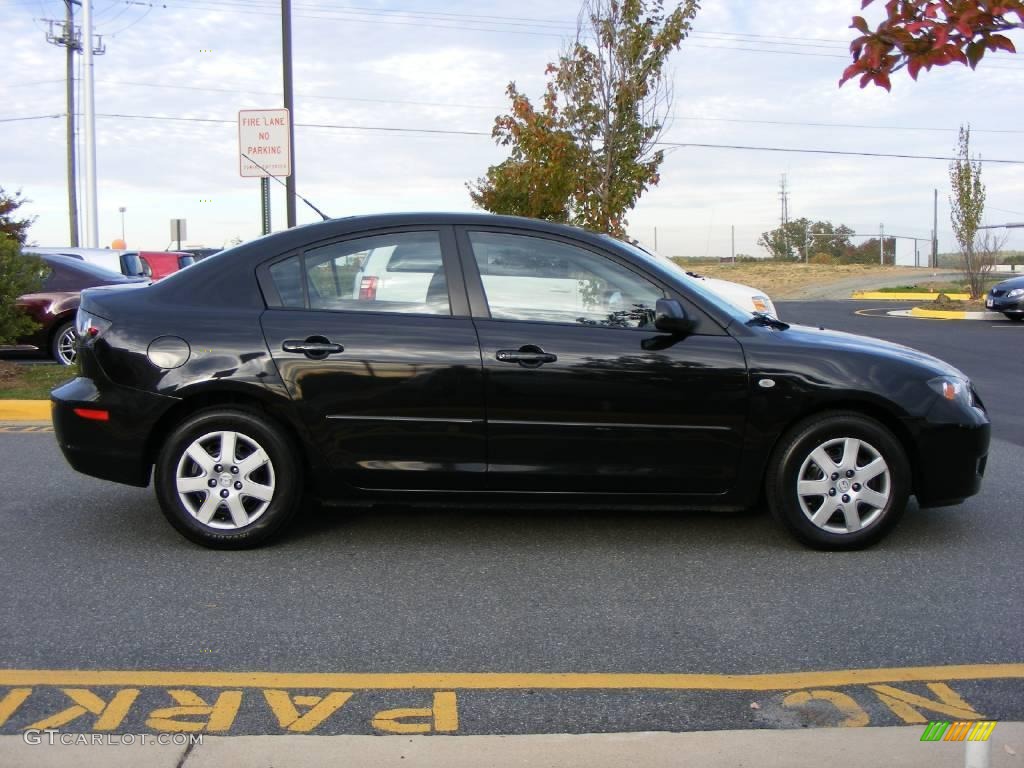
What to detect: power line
<box><xmin>3</xmin><ymin>77</ymin><xmax>1011</xmax><ymax>135</ymax></box>
<box><xmin>658</xmin><ymin>140</ymin><xmax>1024</xmax><ymax>164</ymax></box>
<box><xmin>0</xmin><ymin>114</ymin><xmax>62</xmax><ymax>123</ymax></box>
<box><xmin>60</xmin><ymin>111</ymin><xmax>1023</xmax><ymax>163</ymax></box>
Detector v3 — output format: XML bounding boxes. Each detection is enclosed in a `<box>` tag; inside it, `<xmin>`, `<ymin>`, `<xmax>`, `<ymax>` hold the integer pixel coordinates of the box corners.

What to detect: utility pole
<box><xmin>880</xmin><ymin>223</ymin><xmax>885</xmax><ymax>265</ymax></box>
<box><xmin>779</xmin><ymin>174</ymin><xmax>789</xmax><ymax>258</ymax></box>
<box><xmin>932</xmin><ymin>188</ymin><xmax>939</xmax><ymax>269</ymax></box>
<box><xmin>653</xmin><ymin>226</ymin><xmax>658</xmax><ymax>251</ymax></box>
<box><xmin>282</xmin><ymin>0</ymin><xmax>297</xmax><ymax>228</ymax></box>
<box><xmin>731</xmin><ymin>224</ymin><xmax>735</xmax><ymax>262</ymax></box>
<box><xmin>45</xmin><ymin>7</ymin><xmax>83</xmax><ymax>246</ymax></box>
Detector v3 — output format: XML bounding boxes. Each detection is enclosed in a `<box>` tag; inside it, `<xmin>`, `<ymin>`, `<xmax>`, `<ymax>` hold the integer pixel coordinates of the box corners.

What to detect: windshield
<box><xmin>602</xmin><ymin>236</ymin><xmax>753</xmax><ymax>324</ymax></box>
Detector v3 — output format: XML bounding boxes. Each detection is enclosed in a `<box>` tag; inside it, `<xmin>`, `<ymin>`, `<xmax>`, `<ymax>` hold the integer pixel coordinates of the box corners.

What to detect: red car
<box><xmin>139</xmin><ymin>251</ymin><xmax>195</xmax><ymax>280</ymax></box>
<box><xmin>10</xmin><ymin>253</ymin><xmax>145</xmax><ymax>365</ymax></box>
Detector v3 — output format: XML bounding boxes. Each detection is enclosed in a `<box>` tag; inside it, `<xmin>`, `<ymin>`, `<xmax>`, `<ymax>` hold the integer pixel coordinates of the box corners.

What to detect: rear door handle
<box><xmin>495</xmin><ymin>345</ymin><xmax>557</xmax><ymax>368</ymax></box>
<box><xmin>282</xmin><ymin>336</ymin><xmax>344</xmax><ymax>359</ymax></box>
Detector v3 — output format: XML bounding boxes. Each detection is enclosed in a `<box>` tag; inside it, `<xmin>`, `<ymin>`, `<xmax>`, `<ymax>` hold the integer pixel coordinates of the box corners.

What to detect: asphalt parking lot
<box><xmin>0</xmin><ymin>301</ymin><xmax>1021</xmax><ymax>737</ymax></box>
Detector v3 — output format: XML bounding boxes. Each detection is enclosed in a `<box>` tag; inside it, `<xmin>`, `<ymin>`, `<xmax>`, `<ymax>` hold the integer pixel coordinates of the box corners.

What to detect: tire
<box><xmin>766</xmin><ymin>412</ymin><xmax>910</xmax><ymax>550</ymax></box>
<box><xmin>1004</xmin><ymin>313</ymin><xmax>1024</xmax><ymax>322</ymax></box>
<box><xmin>154</xmin><ymin>408</ymin><xmax>303</xmax><ymax>549</ymax></box>
<box><xmin>51</xmin><ymin>321</ymin><xmax>77</xmax><ymax>366</ymax></box>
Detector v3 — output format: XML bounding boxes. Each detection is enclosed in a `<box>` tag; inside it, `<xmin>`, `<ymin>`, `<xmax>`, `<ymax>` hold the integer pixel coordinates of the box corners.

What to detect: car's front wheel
<box><xmin>766</xmin><ymin>412</ymin><xmax>910</xmax><ymax>550</ymax></box>
<box><xmin>1004</xmin><ymin>313</ymin><xmax>1024</xmax><ymax>322</ymax></box>
<box><xmin>154</xmin><ymin>409</ymin><xmax>303</xmax><ymax>548</ymax></box>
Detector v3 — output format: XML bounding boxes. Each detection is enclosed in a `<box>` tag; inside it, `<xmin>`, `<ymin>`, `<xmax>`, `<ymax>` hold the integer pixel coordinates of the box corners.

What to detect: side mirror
<box><xmin>654</xmin><ymin>298</ymin><xmax>693</xmax><ymax>335</ymax></box>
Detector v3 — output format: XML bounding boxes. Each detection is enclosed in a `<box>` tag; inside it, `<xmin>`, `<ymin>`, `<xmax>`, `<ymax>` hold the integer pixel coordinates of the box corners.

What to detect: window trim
<box><xmin>256</xmin><ymin>225</ymin><xmax>470</xmax><ymax>317</ymax></box>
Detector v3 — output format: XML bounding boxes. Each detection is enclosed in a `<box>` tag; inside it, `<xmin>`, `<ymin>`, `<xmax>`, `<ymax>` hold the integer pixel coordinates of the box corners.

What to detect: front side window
<box><xmin>468</xmin><ymin>232</ymin><xmax>663</xmax><ymax>328</ymax></box>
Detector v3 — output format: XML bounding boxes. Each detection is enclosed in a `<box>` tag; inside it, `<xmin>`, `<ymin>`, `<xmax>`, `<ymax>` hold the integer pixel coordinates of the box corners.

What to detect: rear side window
<box><xmin>307</xmin><ymin>232</ymin><xmax>449</xmax><ymax>315</ymax></box>
<box><xmin>266</xmin><ymin>232</ymin><xmax>450</xmax><ymax>316</ymax></box>
<box><xmin>178</xmin><ymin>255</ymin><xmax>196</xmax><ymax>268</ymax></box>
<box><xmin>270</xmin><ymin>257</ymin><xmax>304</xmax><ymax>308</ymax></box>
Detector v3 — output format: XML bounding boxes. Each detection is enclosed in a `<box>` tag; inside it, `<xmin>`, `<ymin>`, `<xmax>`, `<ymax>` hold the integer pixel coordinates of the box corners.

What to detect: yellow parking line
<box><xmin>1</xmin><ymin>664</ymin><xmax>1022</xmax><ymax>691</ymax></box>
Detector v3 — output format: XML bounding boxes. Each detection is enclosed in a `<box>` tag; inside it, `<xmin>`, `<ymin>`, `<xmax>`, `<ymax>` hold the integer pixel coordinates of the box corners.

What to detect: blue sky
<box><xmin>2</xmin><ymin>0</ymin><xmax>1022</xmax><ymax>260</ymax></box>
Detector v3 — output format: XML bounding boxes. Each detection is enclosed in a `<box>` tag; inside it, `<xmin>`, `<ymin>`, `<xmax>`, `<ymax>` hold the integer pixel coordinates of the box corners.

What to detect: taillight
<box><xmin>359</xmin><ymin>276</ymin><xmax>378</xmax><ymax>300</ymax></box>
<box><xmin>75</xmin><ymin>310</ymin><xmax>112</xmax><ymax>339</ymax></box>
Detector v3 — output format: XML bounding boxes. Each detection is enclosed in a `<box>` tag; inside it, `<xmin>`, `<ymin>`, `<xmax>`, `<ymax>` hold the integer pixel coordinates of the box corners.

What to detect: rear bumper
<box><xmin>913</xmin><ymin>418</ymin><xmax>990</xmax><ymax>508</ymax></box>
<box><xmin>51</xmin><ymin>376</ymin><xmax>177</xmax><ymax>487</ymax></box>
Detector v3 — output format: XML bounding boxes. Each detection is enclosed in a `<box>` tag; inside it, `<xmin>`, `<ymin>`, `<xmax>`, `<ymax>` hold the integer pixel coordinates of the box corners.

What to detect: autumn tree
<box><xmin>841</xmin><ymin>0</ymin><xmax>1023</xmax><ymax>89</ymax></box>
<box><xmin>949</xmin><ymin>125</ymin><xmax>989</xmax><ymax>298</ymax></box>
<box><xmin>0</xmin><ymin>187</ymin><xmax>35</xmax><ymax>245</ymax></box>
<box><xmin>469</xmin><ymin>0</ymin><xmax>699</xmax><ymax>237</ymax></box>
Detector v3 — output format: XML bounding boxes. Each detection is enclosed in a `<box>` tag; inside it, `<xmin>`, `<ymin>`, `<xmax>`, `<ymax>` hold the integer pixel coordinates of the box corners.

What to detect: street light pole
<box><xmin>281</xmin><ymin>0</ymin><xmax>297</xmax><ymax>228</ymax></box>
<box><xmin>81</xmin><ymin>0</ymin><xmax>98</xmax><ymax>247</ymax></box>
<box><xmin>118</xmin><ymin>206</ymin><xmax>126</xmax><ymax>242</ymax></box>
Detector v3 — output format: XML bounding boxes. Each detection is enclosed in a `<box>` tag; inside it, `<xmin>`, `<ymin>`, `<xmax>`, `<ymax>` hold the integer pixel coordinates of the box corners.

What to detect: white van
<box><xmin>29</xmin><ymin>247</ymin><xmax>146</xmax><ymax>278</ymax></box>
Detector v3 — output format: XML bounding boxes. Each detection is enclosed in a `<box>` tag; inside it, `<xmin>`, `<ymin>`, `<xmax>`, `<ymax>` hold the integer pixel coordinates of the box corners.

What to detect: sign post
<box><xmin>260</xmin><ymin>178</ymin><xmax>271</xmax><ymax>235</ymax></box>
<box><xmin>239</xmin><ymin>108</ymin><xmax>291</xmax><ymax>236</ymax></box>
<box><xmin>170</xmin><ymin>218</ymin><xmax>187</xmax><ymax>250</ymax></box>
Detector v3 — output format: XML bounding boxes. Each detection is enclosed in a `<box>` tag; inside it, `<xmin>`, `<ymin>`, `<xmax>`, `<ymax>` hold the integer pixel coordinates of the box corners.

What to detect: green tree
<box><xmin>0</xmin><ymin>236</ymin><xmax>45</xmax><ymax>345</ymax></box>
<box><xmin>0</xmin><ymin>187</ymin><xmax>35</xmax><ymax>245</ymax></box>
<box><xmin>469</xmin><ymin>0</ymin><xmax>699</xmax><ymax>237</ymax></box>
<box><xmin>949</xmin><ymin>125</ymin><xmax>988</xmax><ymax>298</ymax></box>
<box><xmin>758</xmin><ymin>218</ymin><xmax>855</xmax><ymax>261</ymax></box>
<box><xmin>847</xmin><ymin>237</ymin><xmax>896</xmax><ymax>265</ymax></box>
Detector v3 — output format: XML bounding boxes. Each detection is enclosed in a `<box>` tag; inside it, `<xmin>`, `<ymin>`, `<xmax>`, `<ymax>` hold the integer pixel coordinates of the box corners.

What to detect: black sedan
<box><xmin>986</xmin><ymin>274</ymin><xmax>1024</xmax><ymax>321</ymax></box>
<box><xmin>52</xmin><ymin>213</ymin><xmax>990</xmax><ymax>550</ymax></box>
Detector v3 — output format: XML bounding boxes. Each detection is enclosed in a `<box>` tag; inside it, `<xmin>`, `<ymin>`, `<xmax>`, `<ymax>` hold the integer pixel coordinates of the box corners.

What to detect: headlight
<box><xmin>928</xmin><ymin>376</ymin><xmax>971</xmax><ymax>407</ymax></box>
<box><xmin>1007</xmin><ymin>288</ymin><xmax>1024</xmax><ymax>298</ymax></box>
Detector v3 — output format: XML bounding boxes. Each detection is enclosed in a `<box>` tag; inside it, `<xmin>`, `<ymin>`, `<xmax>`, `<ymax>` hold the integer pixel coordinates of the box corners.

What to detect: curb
<box><xmin>0</xmin><ymin>400</ymin><xmax>51</xmax><ymax>421</ymax></box>
<box><xmin>851</xmin><ymin>291</ymin><xmax>971</xmax><ymax>300</ymax></box>
<box><xmin>3</xmin><ymin>725</ymin><xmax>1023</xmax><ymax>768</ymax></box>
<box><xmin>908</xmin><ymin>307</ymin><xmax>1005</xmax><ymax>321</ymax></box>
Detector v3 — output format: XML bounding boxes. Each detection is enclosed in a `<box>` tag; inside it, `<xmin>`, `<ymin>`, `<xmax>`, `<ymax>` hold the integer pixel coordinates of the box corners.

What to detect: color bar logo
<box><xmin>921</xmin><ymin>721</ymin><xmax>996</xmax><ymax>742</ymax></box>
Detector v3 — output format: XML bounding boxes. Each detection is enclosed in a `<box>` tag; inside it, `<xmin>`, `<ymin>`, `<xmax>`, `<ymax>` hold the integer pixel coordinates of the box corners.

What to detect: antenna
<box><xmin>241</xmin><ymin>152</ymin><xmax>329</xmax><ymax>221</ymax></box>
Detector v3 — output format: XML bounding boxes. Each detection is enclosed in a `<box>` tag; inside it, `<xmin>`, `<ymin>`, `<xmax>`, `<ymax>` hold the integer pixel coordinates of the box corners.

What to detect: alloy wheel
<box><xmin>174</xmin><ymin>430</ymin><xmax>276</xmax><ymax>530</ymax></box>
<box><xmin>57</xmin><ymin>327</ymin><xmax>77</xmax><ymax>366</ymax></box>
<box><xmin>796</xmin><ymin>437</ymin><xmax>891</xmax><ymax>534</ymax></box>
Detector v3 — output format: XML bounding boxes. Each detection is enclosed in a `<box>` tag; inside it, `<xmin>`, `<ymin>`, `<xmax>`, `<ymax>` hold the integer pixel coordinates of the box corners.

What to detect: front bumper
<box><xmin>51</xmin><ymin>376</ymin><xmax>178</xmax><ymax>487</ymax></box>
<box><xmin>913</xmin><ymin>413</ymin><xmax>990</xmax><ymax>508</ymax></box>
<box><xmin>986</xmin><ymin>295</ymin><xmax>1024</xmax><ymax>314</ymax></box>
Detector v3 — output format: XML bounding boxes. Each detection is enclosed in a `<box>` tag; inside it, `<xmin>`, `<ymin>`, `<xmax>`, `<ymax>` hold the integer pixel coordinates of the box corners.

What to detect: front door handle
<box><xmin>495</xmin><ymin>345</ymin><xmax>557</xmax><ymax>368</ymax></box>
<box><xmin>282</xmin><ymin>336</ymin><xmax>344</xmax><ymax>359</ymax></box>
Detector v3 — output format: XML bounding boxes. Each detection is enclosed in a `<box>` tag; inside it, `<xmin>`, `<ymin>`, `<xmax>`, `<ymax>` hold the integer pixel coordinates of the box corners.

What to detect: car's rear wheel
<box><xmin>154</xmin><ymin>409</ymin><xmax>302</xmax><ymax>548</ymax></box>
<box><xmin>51</xmin><ymin>321</ymin><xmax>77</xmax><ymax>366</ymax></box>
<box><xmin>1004</xmin><ymin>313</ymin><xmax>1024</xmax><ymax>322</ymax></box>
<box><xmin>766</xmin><ymin>412</ymin><xmax>910</xmax><ymax>550</ymax></box>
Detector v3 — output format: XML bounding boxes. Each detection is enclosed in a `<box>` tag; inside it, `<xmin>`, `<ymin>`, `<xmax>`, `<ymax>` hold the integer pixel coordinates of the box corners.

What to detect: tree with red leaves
<box><xmin>840</xmin><ymin>0</ymin><xmax>1023</xmax><ymax>89</ymax></box>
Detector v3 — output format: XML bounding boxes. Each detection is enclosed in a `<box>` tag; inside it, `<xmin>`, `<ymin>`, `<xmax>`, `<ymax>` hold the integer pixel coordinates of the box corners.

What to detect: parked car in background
<box><xmin>140</xmin><ymin>251</ymin><xmax>195</xmax><ymax>280</ymax></box>
<box><xmin>353</xmin><ymin>234</ymin><xmax>780</xmax><ymax>319</ymax></box>
<box><xmin>179</xmin><ymin>247</ymin><xmax>222</xmax><ymax>261</ymax></box>
<box><xmin>986</xmin><ymin>275</ymin><xmax>1024</xmax><ymax>321</ymax></box>
<box><xmin>30</xmin><ymin>246</ymin><xmax>146</xmax><ymax>278</ymax></box>
<box><xmin>53</xmin><ymin>213</ymin><xmax>988</xmax><ymax>551</ymax></box>
<box><xmin>10</xmin><ymin>253</ymin><xmax>145</xmax><ymax>365</ymax></box>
